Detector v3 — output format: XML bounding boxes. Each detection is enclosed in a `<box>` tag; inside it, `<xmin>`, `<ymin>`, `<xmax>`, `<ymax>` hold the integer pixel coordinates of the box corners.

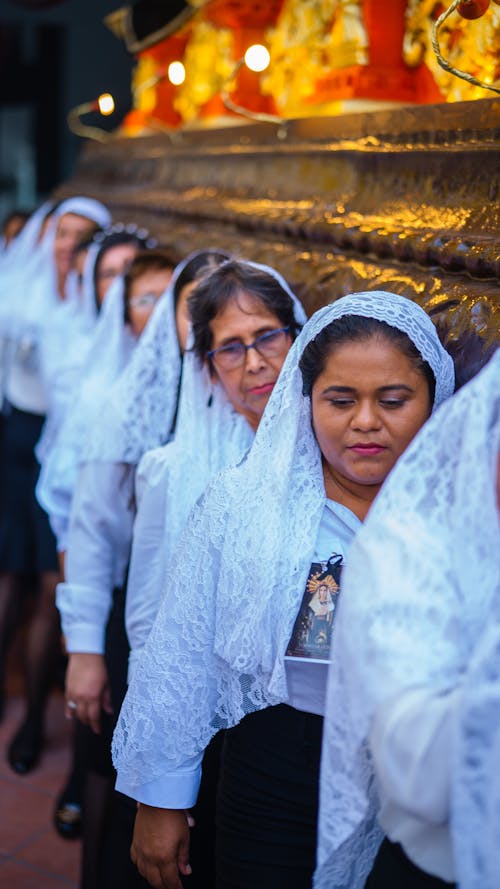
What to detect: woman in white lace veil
<box><xmin>0</xmin><ymin>196</ymin><xmax>110</xmax><ymax>776</ymax></box>
<box><xmin>124</xmin><ymin>259</ymin><xmax>306</xmax><ymax>888</ymax></box>
<box><xmin>0</xmin><ymin>201</ymin><xmax>54</xmax><ymax>333</ymax></box>
<box><xmin>113</xmin><ymin>290</ymin><xmax>454</xmax><ymax>889</ymax></box>
<box><xmin>36</xmin><ymin>236</ymin><xmax>165</xmax><ymax>554</ymax></box>
<box><xmin>315</xmin><ymin>349</ymin><xmax>499</xmax><ymax>889</ymax></box>
<box><xmin>0</xmin><ymin>202</ymin><xmax>56</xmax><ymax>408</ymax></box>
<box><xmin>9</xmin><ymin>196</ymin><xmax>110</xmax><ymax>346</ymax></box>
<box><xmin>55</xmin><ymin>249</ymin><xmax>229</xmax><ymax>887</ymax></box>
<box><xmin>0</xmin><ymin>201</ymin><xmax>53</xmax><ymax>280</ymax></box>
<box><xmin>125</xmin><ymin>259</ymin><xmax>307</xmax><ymax>679</ymax></box>
<box><xmin>35</xmin><ymin>230</ymin><xmax>149</xmax><ymax>467</ymax></box>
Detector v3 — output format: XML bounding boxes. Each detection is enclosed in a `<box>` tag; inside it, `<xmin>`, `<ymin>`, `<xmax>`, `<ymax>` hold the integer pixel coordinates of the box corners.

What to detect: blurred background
<box><xmin>0</xmin><ymin>0</ymin><xmax>132</xmax><ymax>222</ymax></box>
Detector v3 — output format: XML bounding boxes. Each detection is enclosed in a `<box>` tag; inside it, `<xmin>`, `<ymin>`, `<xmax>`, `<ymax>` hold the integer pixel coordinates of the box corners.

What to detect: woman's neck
<box><xmin>57</xmin><ymin>272</ymin><xmax>67</xmax><ymax>300</ymax></box>
<box><xmin>322</xmin><ymin>460</ymin><xmax>381</xmax><ymax>522</ymax></box>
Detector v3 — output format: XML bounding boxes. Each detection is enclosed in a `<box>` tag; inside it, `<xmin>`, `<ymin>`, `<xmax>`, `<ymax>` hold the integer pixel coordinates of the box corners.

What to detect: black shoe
<box><xmin>54</xmin><ymin>798</ymin><xmax>82</xmax><ymax>839</ymax></box>
<box><xmin>7</xmin><ymin>719</ymin><xmax>43</xmax><ymax>775</ymax></box>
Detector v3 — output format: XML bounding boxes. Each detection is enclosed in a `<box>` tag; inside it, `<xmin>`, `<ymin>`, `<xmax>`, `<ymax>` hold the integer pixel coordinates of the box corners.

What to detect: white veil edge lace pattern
<box><xmin>315</xmin><ymin>349</ymin><xmax>500</xmax><ymax>889</ymax></box>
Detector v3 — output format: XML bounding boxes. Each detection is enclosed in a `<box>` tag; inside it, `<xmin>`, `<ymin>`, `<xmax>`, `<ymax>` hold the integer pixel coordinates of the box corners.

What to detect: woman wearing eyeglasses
<box><xmin>124</xmin><ymin>259</ymin><xmax>306</xmax><ymax>887</ymax></box>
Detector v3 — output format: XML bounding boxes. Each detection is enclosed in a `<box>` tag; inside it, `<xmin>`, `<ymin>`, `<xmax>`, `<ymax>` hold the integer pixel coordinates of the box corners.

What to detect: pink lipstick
<box><xmin>348</xmin><ymin>443</ymin><xmax>386</xmax><ymax>456</ymax></box>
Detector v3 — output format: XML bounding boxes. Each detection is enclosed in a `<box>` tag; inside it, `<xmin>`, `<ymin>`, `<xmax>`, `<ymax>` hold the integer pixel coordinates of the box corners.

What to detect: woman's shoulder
<box><xmin>137</xmin><ymin>442</ymin><xmax>177</xmax><ymax>486</ymax></box>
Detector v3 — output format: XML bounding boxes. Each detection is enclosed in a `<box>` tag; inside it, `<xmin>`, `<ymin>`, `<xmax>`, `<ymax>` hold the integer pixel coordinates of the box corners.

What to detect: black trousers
<box><xmin>216</xmin><ymin>704</ymin><xmax>323</xmax><ymax>889</ymax></box>
<box><xmin>365</xmin><ymin>839</ymin><xmax>456</xmax><ymax>889</ymax></box>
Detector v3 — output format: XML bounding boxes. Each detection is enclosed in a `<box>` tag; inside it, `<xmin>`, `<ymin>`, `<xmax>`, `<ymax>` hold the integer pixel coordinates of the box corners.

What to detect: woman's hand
<box><xmin>65</xmin><ymin>652</ymin><xmax>113</xmax><ymax>733</ymax></box>
<box><xmin>131</xmin><ymin>804</ymin><xmax>191</xmax><ymax>889</ymax></box>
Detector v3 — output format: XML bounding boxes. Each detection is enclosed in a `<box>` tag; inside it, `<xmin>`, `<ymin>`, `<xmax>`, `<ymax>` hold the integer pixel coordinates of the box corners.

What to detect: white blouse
<box><xmin>5</xmin><ymin>340</ymin><xmax>48</xmax><ymax>415</ymax></box>
<box><xmin>371</xmin><ymin>687</ymin><xmax>458</xmax><ymax>882</ymax></box>
<box><xmin>125</xmin><ymin>447</ymin><xmax>171</xmax><ymax>680</ymax></box>
<box><xmin>57</xmin><ymin>461</ymin><xmax>135</xmax><ymax>654</ymax></box>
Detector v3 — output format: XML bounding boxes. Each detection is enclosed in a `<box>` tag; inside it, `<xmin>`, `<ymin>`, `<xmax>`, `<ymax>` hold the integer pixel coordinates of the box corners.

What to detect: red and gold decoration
<box><xmin>101</xmin><ymin>0</ymin><xmax>500</xmax><ymax>136</ymax></box>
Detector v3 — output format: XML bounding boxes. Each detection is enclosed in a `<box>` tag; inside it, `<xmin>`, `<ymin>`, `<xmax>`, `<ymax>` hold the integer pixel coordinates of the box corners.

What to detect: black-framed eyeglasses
<box><xmin>207</xmin><ymin>326</ymin><xmax>291</xmax><ymax>370</ymax></box>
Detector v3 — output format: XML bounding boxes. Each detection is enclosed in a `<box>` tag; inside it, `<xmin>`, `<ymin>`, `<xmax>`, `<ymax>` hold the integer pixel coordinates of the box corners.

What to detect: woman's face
<box><xmin>54</xmin><ymin>213</ymin><xmax>97</xmax><ymax>283</ymax></box>
<box><xmin>128</xmin><ymin>267</ymin><xmax>173</xmax><ymax>337</ymax></box>
<box><xmin>95</xmin><ymin>243</ymin><xmax>139</xmax><ymax>307</ymax></box>
<box><xmin>311</xmin><ymin>335</ymin><xmax>432</xmax><ymax>490</ymax></box>
<box><xmin>208</xmin><ymin>290</ymin><xmax>292</xmax><ymax>431</ymax></box>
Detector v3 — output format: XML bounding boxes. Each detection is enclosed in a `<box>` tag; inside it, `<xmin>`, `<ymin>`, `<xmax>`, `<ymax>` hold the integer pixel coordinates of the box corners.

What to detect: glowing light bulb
<box><xmin>168</xmin><ymin>61</ymin><xmax>186</xmax><ymax>86</ymax></box>
<box><xmin>98</xmin><ymin>93</ymin><xmax>115</xmax><ymax>116</ymax></box>
<box><xmin>244</xmin><ymin>44</ymin><xmax>270</xmax><ymax>73</ymax></box>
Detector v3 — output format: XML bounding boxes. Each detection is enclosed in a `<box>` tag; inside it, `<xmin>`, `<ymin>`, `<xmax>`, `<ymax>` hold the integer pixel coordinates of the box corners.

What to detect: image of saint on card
<box><xmin>286</xmin><ymin>553</ymin><xmax>343</xmax><ymax>663</ymax></box>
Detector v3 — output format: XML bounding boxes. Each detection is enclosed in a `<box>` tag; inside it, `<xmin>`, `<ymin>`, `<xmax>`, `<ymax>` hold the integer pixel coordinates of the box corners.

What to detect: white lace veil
<box><xmin>455</xmin><ymin>546</ymin><xmax>500</xmax><ymax>889</ymax></box>
<box><xmin>126</xmin><ymin>262</ymin><xmax>307</xmax><ymax>670</ymax></box>
<box><xmin>0</xmin><ymin>203</ymin><xmax>57</xmax><ymax>341</ymax></box>
<box><xmin>314</xmin><ymin>349</ymin><xmax>500</xmax><ymax>889</ymax></box>
<box><xmin>0</xmin><ymin>201</ymin><xmax>53</xmax><ymax>279</ymax></box>
<box><xmin>157</xmin><ymin>259</ymin><xmax>308</xmax><ymax>547</ymax></box>
<box><xmin>36</xmin><ymin>275</ymin><xmax>136</xmax><ymax>544</ymax></box>
<box><xmin>35</xmin><ymin>236</ymin><xmax>117</xmax><ymax>464</ymax></box>
<box><xmin>113</xmin><ymin>291</ymin><xmax>454</xmax><ymax>791</ymax></box>
<box><xmin>14</xmin><ymin>197</ymin><xmax>111</xmax><ymax>344</ymax></box>
<box><xmin>80</xmin><ymin>251</ymin><xmax>211</xmax><ymax>465</ymax></box>
<box><xmin>63</xmin><ymin>241</ymin><xmax>100</xmax><ymax>325</ymax></box>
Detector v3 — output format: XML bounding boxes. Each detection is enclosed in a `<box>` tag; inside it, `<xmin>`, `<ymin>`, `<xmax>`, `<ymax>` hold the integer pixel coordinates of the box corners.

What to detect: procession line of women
<box><xmin>1</xmin><ymin>196</ymin><xmax>498</xmax><ymax>889</ymax></box>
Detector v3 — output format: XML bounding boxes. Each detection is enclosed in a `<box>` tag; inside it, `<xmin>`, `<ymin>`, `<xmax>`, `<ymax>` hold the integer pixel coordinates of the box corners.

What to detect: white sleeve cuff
<box><xmin>63</xmin><ymin>622</ymin><xmax>107</xmax><ymax>654</ymax></box>
<box><xmin>115</xmin><ymin>763</ymin><xmax>202</xmax><ymax>810</ymax></box>
<box><xmin>56</xmin><ymin>582</ymin><xmax>109</xmax><ymax>654</ymax></box>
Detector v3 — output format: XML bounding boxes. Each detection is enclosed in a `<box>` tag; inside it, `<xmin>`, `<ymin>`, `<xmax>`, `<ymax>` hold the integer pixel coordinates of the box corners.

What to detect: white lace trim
<box><xmin>81</xmin><ymin>283</ymin><xmax>180</xmax><ymax>464</ymax></box>
<box><xmin>36</xmin><ymin>275</ymin><xmax>136</xmax><ymax>528</ymax></box>
<box><xmin>314</xmin><ymin>349</ymin><xmax>500</xmax><ymax>889</ymax></box>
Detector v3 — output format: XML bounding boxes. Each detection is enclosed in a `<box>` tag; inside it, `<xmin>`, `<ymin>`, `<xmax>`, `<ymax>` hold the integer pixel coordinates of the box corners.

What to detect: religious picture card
<box><xmin>286</xmin><ymin>553</ymin><xmax>343</xmax><ymax>663</ymax></box>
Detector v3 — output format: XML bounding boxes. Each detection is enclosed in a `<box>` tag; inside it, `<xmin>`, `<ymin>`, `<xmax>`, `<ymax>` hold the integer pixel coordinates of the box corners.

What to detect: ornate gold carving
<box><xmin>174</xmin><ymin>21</ymin><xmax>234</xmax><ymax>122</ymax></box>
<box><xmin>60</xmin><ymin>101</ymin><xmax>499</xmax><ymax>353</ymax></box>
<box><xmin>404</xmin><ymin>0</ymin><xmax>500</xmax><ymax>100</ymax></box>
<box><xmin>262</xmin><ymin>0</ymin><xmax>368</xmax><ymax>115</ymax></box>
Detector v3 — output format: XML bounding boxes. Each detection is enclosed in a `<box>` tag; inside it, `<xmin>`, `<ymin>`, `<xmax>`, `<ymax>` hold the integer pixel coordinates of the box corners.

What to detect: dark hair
<box><xmin>173</xmin><ymin>249</ymin><xmax>230</xmax><ymax>308</ymax></box>
<box><xmin>299</xmin><ymin>315</ymin><xmax>436</xmax><ymax>404</ymax></box>
<box><xmin>189</xmin><ymin>259</ymin><xmax>303</xmax><ymax>364</ymax></box>
<box><xmin>123</xmin><ymin>248</ymin><xmax>179</xmax><ymax>323</ymax></box>
<box><xmin>2</xmin><ymin>209</ymin><xmax>30</xmax><ymax>236</ymax></box>
<box><xmin>94</xmin><ymin>231</ymin><xmax>169</xmax><ymax>311</ymax></box>
<box><xmin>72</xmin><ymin>236</ymin><xmax>94</xmax><ymax>259</ymax></box>
<box><xmin>432</xmin><ymin>320</ymin><xmax>495</xmax><ymax>392</ymax></box>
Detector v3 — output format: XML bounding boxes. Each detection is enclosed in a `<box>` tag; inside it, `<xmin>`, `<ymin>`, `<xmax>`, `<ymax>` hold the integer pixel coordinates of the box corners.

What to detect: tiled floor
<box><xmin>0</xmin><ymin>651</ymin><xmax>80</xmax><ymax>888</ymax></box>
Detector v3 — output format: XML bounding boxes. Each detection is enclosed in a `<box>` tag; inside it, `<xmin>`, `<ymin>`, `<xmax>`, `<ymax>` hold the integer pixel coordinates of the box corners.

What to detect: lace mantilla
<box><xmin>126</xmin><ymin>263</ymin><xmax>307</xmax><ymax>666</ymax></box>
<box><xmin>81</xmin><ymin>276</ymin><xmax>181</xmax><ymax>465</ymax></box>
<box><xmin>315</xmin><ymin>350</ymin><xmax>500</xmax><ymax>889</ymax></box>
<box><xmin>113</xmin><ymin>291</ymin><xmax>454</xmax><ymax>794</ymax></box>
<box><xmin>36</xmin><ymin>275</ymin><xmax>136</xmax><ymax>540</ymax></box>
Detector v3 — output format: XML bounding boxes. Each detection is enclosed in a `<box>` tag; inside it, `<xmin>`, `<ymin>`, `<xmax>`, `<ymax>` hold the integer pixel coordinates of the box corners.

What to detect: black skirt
<box><xmin>216</xmin><ymin>704</ymin><xmax>323</xmax><ymax>889</ymax></box>
<box><xmin>365</xmin><ymin>839</ymin><xmax>456</xmax><ymax>889</ymax></box>
<box><xmin>0</xmin><ymin>404</ymin><xmax>58</xmax><ymax>573</ymax></box>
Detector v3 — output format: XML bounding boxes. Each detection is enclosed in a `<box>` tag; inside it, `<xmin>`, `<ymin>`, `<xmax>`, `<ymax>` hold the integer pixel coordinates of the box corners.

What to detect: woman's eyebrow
<box><xmin>377</xmin><ymin>384</ymin><xmax>415</xmax><ymax>393</ymax></box>
<box><xmin>322</xmin><ymin>385</ymin><xmax>356</xmax><ymax>394</ymax></box>
<box><xmin>215</xmin><ymin>326</ymin><xmax>276</xmax><ymax>348</ymax></box>
<box><xmin>321</xmin><ymin>384</ymin><xmax>415</xmax><ymax>395</ymax></box>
